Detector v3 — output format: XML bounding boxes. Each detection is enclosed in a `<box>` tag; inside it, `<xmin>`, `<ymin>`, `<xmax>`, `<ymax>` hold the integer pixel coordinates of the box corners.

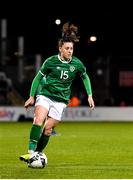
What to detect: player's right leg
<box><xmin>19</xmin><ymin>104</ymin><xmax>48</xmax><ymax>163</ymax></box>
<box><xmin>19</xmin><ymin>154</ymin><xmax>31</xmax><ymax>162</ymax></box>
<box><xmin>35</xmin><ymin>98</ymin><xmax>66</xmax><ymax>152</ymax></box>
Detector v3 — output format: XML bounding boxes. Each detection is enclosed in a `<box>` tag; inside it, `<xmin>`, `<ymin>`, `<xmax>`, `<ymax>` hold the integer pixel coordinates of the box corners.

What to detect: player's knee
<box><xmin>44</xmin><ymin>128</ymin><xmax>52</xmax><ymax>136</ymax></box>
<box><xmin>33</xmin><ymin>117</ymin><xmax>43</xmax><ymax>126</ymax></box>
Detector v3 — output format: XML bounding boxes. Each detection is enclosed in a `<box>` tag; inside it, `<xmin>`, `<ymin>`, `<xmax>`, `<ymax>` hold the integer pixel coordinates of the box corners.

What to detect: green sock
<box><xmin>36</xmin><ymin>131</ymin><xmax>50</xmax><ymax>152</ymax></box>
<box><xmin>29</xmin><ymin>124</ymin><xmax>42</xmax><ymax>151</ymax></box>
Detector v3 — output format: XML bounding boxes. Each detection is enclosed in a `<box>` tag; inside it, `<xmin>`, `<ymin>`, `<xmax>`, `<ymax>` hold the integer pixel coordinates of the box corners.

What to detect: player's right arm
<box><xmin>24</xmin><ymin>71</ymin><xmax>44</xmax><ymax>109</ymax></box>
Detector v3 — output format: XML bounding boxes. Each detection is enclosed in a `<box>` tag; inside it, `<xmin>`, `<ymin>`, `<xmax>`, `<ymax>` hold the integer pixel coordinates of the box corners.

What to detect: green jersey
<box><xmin>30</xmin><ymin>55</ymin><xmax>92</xmax><ymax>104</ymax></box>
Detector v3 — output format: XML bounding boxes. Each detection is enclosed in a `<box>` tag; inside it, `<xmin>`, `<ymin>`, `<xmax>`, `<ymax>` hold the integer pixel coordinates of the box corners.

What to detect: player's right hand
<box><xmin>24</xmin><ymin>96</ymin><xmax>35</xmax><ymax>109</ymax></box>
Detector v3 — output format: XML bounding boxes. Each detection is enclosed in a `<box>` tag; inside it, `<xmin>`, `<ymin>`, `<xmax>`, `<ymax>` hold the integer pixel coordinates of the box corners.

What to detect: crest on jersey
<box><xmin>70</xmin><ymin>66</ymin><xmax>75</xmax><ymax>72</ymax></box>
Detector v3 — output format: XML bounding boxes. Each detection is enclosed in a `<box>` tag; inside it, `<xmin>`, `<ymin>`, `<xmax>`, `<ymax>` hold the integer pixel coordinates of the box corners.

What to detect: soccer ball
<box><xmin>28</xmin><ymin>151</ymin><xmax>48</xmax><ymax>168</ymax></box>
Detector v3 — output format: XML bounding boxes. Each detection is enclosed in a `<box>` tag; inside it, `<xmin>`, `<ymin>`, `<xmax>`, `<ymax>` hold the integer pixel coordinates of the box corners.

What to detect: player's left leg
<box><xmin>51</xmin><ymin>127</ymin><xmax>58</xmax><ymax>136</ymax></box>
<box><xmin>35</xmin><ymin>117</ymin><xmax>59</xmax><ymax>152</ymax></box>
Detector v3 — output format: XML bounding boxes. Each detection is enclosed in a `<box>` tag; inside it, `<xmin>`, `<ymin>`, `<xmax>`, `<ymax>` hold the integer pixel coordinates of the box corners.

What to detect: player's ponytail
<box><xmin>58</xmin><ymin>22</ymin><xmax>80</xmax><ymax>47</ymax></box>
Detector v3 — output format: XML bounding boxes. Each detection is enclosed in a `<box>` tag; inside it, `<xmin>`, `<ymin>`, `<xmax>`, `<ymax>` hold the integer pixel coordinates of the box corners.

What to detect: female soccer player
<box><xmin>20</xmin><ymin>22</ymin><xmax>95</xmax><ymax>162</ymax></box>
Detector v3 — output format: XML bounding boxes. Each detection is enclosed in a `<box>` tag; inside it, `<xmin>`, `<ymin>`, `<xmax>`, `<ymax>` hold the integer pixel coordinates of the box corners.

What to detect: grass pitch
<box><xmin>1</xmin><ymin>121</ymin><xmax>133</xmax><ymax>178</ymax></box>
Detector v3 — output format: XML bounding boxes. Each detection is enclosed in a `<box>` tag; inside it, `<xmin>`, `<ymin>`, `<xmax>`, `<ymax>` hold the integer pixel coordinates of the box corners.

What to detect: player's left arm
<box><xmin>81</xmin><ymin>72</ymin><xmax>95</xmax><ymax>109</ymax></box>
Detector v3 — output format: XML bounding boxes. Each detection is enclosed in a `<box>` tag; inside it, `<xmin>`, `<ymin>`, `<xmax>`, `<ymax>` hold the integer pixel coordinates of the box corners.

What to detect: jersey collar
<box><xmin>58</xmin><ymin>54</ymin><xmax>72</xmax><ymax>63</ymax></box>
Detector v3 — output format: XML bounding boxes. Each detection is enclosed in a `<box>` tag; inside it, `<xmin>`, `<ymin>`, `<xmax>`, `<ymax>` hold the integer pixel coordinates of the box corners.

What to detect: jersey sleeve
<box><xmin>77</xmin><ymin>60</ymin><xmax>93</xmax><ymax>96</ymax></box>
<box><xmin>81</xmin><ymin>73</ymin><xmax>92</xmax><ymax>96</ymax></box>
<box><xmin>29</xmin><ymin>58</ymin><xmax>50</xmax><ymax>97</ymax></box>
<box><xmin>30</xmin><ymin>71</ymin><xmax>44</xmax><ymax>97</ymax></box>
<box><xmin>77</xmin><ymin>60</ymin><xmax>87</xmax><ymax>78</ymax></box>
<box><xmin>40</xmin><ymin>58</ymin><xmax>50</xmax><ymax>75</ymax></box>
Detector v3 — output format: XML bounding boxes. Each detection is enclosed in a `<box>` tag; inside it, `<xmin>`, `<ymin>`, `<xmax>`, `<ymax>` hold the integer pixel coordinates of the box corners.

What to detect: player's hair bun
<box><xmin>62</xmin><ymin>22</ymin><xmax>80</xmax><ymax>42</ymax></box>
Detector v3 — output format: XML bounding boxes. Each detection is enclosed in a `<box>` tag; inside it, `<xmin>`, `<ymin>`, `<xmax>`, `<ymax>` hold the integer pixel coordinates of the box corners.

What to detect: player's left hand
<box><xmin>88</xmin><ymin>96</ymin><xmax>95</xmax><ymax>110</ymax></box>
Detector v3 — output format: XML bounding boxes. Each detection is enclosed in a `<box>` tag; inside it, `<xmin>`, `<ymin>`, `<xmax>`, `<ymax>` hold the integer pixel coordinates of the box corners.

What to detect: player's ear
<box><xmin>59</xmin><ymin>46</ymin><xmax>62</xmax><ymax>53</ymax></box>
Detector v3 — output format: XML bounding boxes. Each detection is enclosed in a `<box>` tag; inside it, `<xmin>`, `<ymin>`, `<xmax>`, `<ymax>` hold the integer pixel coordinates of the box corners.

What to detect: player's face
<box><xmin>59</xmin><ymin>42</ymin><xmax>74</xmax><ymax>61</ymax></box>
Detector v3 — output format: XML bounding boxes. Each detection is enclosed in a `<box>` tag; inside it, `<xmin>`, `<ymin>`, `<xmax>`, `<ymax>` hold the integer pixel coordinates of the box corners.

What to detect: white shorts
<box><xmin>35</xmin><ymin>95</ymin><xmax>67</xmax><ymax>121</ymax></box>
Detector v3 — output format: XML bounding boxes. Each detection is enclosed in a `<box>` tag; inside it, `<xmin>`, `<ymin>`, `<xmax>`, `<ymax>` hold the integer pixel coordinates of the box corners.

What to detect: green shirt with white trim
<box><xmin>30</xmin><ymin>54</ymin><xmax>92</xmax><ymax>104</ymax></box>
